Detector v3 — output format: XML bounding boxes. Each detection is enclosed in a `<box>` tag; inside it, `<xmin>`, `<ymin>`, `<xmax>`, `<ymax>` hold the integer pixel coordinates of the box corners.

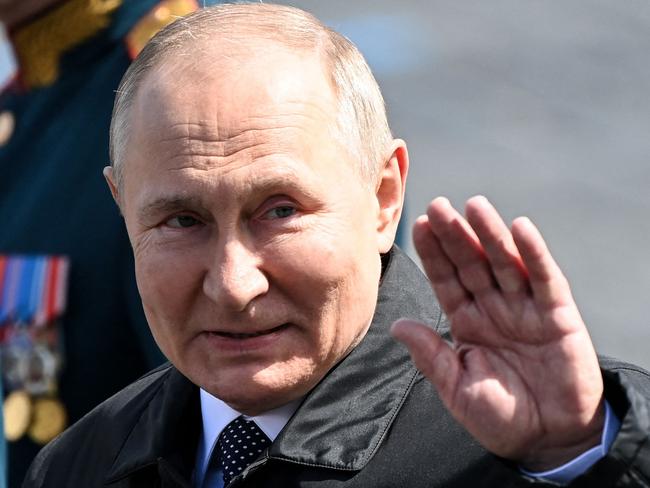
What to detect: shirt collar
<box><xmin>196</xmin><ymin>388</ymin><xmax>301</xmax><ymax>484</ymax></box>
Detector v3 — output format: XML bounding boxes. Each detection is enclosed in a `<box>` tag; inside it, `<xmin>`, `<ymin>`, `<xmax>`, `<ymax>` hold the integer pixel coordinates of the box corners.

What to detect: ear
<box><xmin>375</xmin><ymin>139</ymin><xmax>409</xmax><ymax>253</ymax></box>
<box><xmin>103</xmin><ymin>166</ymin><xmax>121</xmax><ymax>210</ymax></box>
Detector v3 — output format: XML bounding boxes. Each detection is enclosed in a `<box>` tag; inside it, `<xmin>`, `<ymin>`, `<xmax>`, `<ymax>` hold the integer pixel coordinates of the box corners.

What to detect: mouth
<box><xmin>207</xmin><ymin>323</ymin><xmax>289</xmax><ymax>340</ymax></box>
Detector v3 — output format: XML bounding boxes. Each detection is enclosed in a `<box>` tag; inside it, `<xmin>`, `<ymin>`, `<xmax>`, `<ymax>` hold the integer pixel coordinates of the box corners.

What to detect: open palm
<box><xmin>392</xmin><ymin>196</ymin><xmax>604</xmax><ymax>471</ymax></box>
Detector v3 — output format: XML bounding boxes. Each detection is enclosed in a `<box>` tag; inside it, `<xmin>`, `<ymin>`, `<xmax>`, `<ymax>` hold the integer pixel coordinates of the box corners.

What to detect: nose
<box><xmin>203</xmin><ymin>239</ymin><xmax>269</xmax><ymax>312</ymax></box>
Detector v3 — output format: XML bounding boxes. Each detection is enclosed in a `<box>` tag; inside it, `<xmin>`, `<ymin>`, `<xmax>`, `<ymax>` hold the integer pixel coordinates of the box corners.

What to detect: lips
<box><xmin>207</xmin><ymin>323</ymin><xmax>289</xmax><ymax>339</ymax></box>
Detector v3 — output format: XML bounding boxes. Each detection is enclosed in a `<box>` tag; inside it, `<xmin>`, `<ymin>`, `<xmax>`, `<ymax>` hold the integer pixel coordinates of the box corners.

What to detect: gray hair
<box><xmin>109</xmin><ymin>3</ymin><xmax>393</xmax><ymax>188</ymax></box>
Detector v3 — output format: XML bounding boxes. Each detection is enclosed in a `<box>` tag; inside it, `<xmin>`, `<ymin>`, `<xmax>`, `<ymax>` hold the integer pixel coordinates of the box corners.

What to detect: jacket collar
<box><xmin>104</xmin><ymin>246</ymin><xmax>443</xmax><ymax>483</ymax></box>
<box><xmin>105</xmin><ymin>366</ymin><xmax>201</xmax><ymax>486</ymax></box>
<box><xmin>269</xmin><ymin>247</ymin><xmax>444</xmax><ymax>471</ymax></box>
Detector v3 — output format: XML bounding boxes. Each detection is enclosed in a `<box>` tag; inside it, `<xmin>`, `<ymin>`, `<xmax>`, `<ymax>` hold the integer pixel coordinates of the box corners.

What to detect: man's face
<box><xmin>116</xmin><ymin>44</ymin><xmax>389</xmax><ymax>414</ymax></box>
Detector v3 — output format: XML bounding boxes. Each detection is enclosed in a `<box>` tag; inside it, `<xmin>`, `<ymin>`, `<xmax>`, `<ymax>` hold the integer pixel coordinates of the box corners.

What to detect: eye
<box><xmin>165</xmin><ymin>215</ymin><xmax>200</xmax><ymax>228</ymax></box>
<box><xmin>264</xmin><ymin>205</ymin><xmax>296</xmax><ymax>220</ymax></box>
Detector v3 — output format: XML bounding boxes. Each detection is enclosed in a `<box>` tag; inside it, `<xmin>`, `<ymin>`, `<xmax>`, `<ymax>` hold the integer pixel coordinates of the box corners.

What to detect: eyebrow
<box><xmin>138</xmin><ymin>196</ymin><xmax>206</xmax><ymax>220</ymax></box>
<box><xmin>135</xmin><ymin>168</ymin><xmax>322</xmax><ymax>220</ymax></box>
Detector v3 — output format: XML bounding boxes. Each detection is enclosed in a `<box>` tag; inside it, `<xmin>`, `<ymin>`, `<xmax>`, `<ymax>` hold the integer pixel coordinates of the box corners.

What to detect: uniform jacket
<box><xmin>24</xmin><ymin>248</ymin><xmax>650</xmax><ymax>487</ymax></box>
<box><xmin>0</xmin><ymin>1</ymin><xmax>197</xmax><ymax>484</ymax></box>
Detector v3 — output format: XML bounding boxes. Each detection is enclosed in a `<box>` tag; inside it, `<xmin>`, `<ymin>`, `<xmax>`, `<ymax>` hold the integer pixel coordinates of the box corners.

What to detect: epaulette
<box><xmin>12</xmin><ymin>0</ymin><xmax>123</xmax><ymax>89</ymax></box>
<box><xmin>125</xmin><ymin>0</ymin><xmax>199</xmax><ymax>60</ymax></box>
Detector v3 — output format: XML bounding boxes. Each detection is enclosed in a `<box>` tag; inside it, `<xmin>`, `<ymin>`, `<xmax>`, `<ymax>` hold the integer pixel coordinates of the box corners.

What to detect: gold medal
<box><xmin>0</xmin><ymin>111</ymin><xmax>15</xmax><ymax>147</ymax></box>
<box><xmin>3</xmin><ymin>390</ymin><xmax>32</xmax><ymax>441</ymax></box>
<box><xmin>28</xmin><ymin>396</ymin><xmax>67</xmax><ymax>445</ymax></box>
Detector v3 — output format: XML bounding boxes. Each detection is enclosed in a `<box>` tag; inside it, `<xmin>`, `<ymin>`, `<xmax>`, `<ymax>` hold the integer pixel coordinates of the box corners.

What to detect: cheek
<box><xmin>133</xmin><ymin>242</ymin><xmax>203</xmax><ymax>347</ymax></box>
<box><xmin>134</xmin><ymin>232</ymin><xmax>199</xmax><ymax>299</ymax></box>
<box><xmin>271</xmin><ymin>232</ymin><xmax>379</xmax><ymax>360</ymax></box>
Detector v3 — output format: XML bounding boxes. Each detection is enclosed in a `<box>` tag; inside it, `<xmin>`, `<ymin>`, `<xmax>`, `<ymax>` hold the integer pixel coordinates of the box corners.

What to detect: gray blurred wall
<box><xmin>285</xmin><ymin>0</ymin><xmax>650</xmax><ymax>369</ymax></box>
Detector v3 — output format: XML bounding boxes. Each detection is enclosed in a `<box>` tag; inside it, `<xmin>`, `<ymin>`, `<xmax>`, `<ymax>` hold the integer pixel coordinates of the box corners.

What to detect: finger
<box><xmin>413</xmin><ymin>215</ymin><xmax>471</xmax><ymax>315</ymax></box>
<box><xmin>391</xmin><ymin>319</ymin><xmax>461</xmax><ymax>400</ymax></box>
<box><xmin>464</xmin><ymin>196</ymin><xmax>529</xmax><ymax>294</ymax></box>
<box><xmin>426</xmin><ymin>197</ymin><xmax>496</xmax><ymax>297</ymax></box>
<box><xmin>511</xmin><ymin>217</ymin><xmax>573</xmax><ymax>309</ymax></box>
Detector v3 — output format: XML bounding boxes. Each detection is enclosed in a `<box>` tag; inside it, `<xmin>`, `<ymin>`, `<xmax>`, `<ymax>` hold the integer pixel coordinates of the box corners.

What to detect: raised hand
<box><xmin>391</xmin><ymin>196</ymin><xmax>605</xmax><ymax>471</ymax></box>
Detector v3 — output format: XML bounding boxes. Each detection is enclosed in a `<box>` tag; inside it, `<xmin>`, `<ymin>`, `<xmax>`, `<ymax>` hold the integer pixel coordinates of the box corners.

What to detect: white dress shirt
<box><xmin>194</xmin><ymin>389</ymin><xmax>301</xmax><ymax>488</ymax></box>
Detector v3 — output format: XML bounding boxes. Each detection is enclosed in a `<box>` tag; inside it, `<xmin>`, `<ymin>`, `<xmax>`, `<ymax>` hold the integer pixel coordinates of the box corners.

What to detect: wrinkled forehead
<box><xmin>130</xmin><ymin>40</ymin><xmax>339</xmax><ymax>144</ymax></box>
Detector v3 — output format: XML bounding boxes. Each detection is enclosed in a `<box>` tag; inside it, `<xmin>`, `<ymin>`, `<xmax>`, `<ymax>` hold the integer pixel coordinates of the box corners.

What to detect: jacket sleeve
<box><xmin>568</xmin><ymin>358</ymin><xmax>650</xmax><ymax>487</ymax></box>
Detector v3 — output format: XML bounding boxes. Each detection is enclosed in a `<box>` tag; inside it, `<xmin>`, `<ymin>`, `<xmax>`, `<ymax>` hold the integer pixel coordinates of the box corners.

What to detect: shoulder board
<box><xmin>125</xmin><ymin>0</ymin><xmax>199</xmax><ymax>60</ymax></box>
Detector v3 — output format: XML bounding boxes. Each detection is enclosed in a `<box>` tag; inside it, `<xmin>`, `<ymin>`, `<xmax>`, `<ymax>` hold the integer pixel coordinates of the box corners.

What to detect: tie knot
<box><xmin>216</xmin><ymin>416</ymin><xmax>271</xmax><ymax>486</ymax></box>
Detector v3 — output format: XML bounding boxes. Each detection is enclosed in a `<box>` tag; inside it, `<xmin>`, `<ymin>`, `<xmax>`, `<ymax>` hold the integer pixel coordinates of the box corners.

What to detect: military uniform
<box><xmin>0</xmin><ymin>1</ymin><xmax>199</xmax><ymax>485</ymax></box>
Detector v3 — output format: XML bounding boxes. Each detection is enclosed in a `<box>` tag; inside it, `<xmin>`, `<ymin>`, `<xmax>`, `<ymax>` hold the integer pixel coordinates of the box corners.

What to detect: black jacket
<box><xmin>24</xmin><ymin>249</ymin><xmax>650</xmax><ymax>487</ymax></box>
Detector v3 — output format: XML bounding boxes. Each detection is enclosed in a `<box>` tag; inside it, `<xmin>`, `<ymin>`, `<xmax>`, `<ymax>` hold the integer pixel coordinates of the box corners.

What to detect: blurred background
<box><xmin>285</xmin><ymin>0</ymin><xmax>650</xmax><ymax>370</ymax></box>
<box><xmin>0</xmin><ymin>26</ymin><xmax>14</xmax><ymax>86</ymax></box>
<box><xmin>2</xmin><ymin>1</ymin><xmax>648</xmax><ymax>371</ymax></box>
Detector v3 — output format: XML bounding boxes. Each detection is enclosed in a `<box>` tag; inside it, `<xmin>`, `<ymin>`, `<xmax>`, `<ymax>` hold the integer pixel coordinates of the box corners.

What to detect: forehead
<box><xmin>133</xmin><ymin>41</ymin><xmax>337</xmax><ymax>142</ymax></box>
<box><xmin>120</xmin><ymin>42</ymin><xmax>349</xmax><ymax>207</ymax></box>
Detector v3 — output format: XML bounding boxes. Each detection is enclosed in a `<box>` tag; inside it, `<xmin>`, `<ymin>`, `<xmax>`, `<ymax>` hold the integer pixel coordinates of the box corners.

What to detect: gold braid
<box><xmin>12</xmin><ymin>0</ymin><xmax>123</xmax><ymax>88</ymax></box>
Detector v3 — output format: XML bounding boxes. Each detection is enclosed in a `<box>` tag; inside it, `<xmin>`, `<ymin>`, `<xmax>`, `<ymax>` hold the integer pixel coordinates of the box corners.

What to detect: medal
<box><xmin>28</xmin><ymin>396</ymin><xmax>67</xmax><ymax>445</ymax></box>
<box><xmin>0</xmin><ymin>255</ymin><xmax>70</xmax><ymax>442</ymax></box>
<box><xmin>3</xmin><ymin>389</ymin><xmax>32</xmax><ymax>441</ymax></box>
<box><xmin>24</xmin><ymin>342</ymin><xmax>59</xmax><ymax>396</ymax></box>
<box><xmin>0</xmin><ymin>255</ymin><xmax>70</xmax><ymax>330</ymax></box>
<box><xmin>0</xmin><ymin>332</ymin><xmax>31</xmax><ymax>390</ymax></box>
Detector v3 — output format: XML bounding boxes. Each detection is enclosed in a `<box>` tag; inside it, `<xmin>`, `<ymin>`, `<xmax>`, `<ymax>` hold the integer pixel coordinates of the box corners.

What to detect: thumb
<box><xmin>391</xmin><ymin>319</ymin><xmax>460</xmax><ymax>399</ymax></box>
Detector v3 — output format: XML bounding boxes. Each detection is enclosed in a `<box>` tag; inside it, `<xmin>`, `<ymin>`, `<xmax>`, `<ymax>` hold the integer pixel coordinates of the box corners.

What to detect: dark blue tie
<box><xmin>208</xmin><ymin>416</ymin><xmax>271</xmax><ymax>487</ymax></box>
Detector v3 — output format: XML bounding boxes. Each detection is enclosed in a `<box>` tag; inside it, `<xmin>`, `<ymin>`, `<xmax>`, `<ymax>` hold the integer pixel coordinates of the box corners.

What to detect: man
<box><xmin>0</xmin><ymin>1</ymin><xmax>202</xmax><ymax>485</ymax></box>
<box><xmin>24</xmin><ymin>4</ymin><xmax>650</xmax><ymax>487</ymax></box>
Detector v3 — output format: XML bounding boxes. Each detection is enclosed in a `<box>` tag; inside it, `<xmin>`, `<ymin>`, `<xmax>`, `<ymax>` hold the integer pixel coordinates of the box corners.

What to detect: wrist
<box><xmin>521</xmin><ymin>401</ymin><xmax>606</xmax><ymax>472</ymax></box>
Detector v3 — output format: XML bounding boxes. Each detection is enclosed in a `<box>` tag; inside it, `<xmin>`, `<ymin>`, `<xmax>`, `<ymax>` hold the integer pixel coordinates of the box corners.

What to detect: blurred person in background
<box><xmin>0</xmin><ymin>374</ymin><xmax>5</xmax><ymax>488</ymax></box>
<box><xmin>0</xmin><ymin>0</ymin><xmax>207</xmax><ymax>485</ymax></box>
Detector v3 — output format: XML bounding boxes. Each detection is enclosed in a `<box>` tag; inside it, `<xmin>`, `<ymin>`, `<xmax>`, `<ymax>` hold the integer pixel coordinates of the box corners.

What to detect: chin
<box><xmin>204</xmin><ymin>358</ymin><xmax>319</xmax><ymax>415</ymax></box>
